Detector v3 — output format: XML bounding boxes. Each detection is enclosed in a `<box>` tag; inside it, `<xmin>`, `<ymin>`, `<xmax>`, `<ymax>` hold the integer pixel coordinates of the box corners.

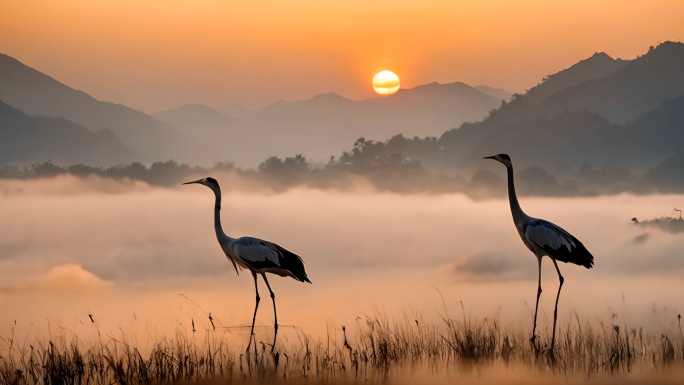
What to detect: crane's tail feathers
<box><xmin>569</xmin><ymin>237</ymin><xmax>594</xmax><ymax>269</ymax></box>
<box><xmin>274</xmin><ymin>244</ymin><xmax>311</xmax><ymax>283</ymax></box>
<box><xmin>576</xmin><ymin>246</ymin><xmax>594</xmax><ymax>269</ymax></box>
<box><xmin>534</xmin><ymin>237</ymin><xmax>594</xmax><ymax>269</ymax></box>
<box><xmin>557</xmin><ymin>241</ymin><xmax>594</xmax><ymax>269</ymax></box>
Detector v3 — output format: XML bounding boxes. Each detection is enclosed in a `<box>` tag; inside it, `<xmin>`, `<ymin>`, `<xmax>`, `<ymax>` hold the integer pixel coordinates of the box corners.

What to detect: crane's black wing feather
<box><xmin>271</xmin><ymin>243</ymin><xmax>311</xmax><ymax>283</ymax></box>
<box><xmin>524</xmin><ymin>219</ymin><xmax>594</xmax><ymax>269</ymax></box>
<box><xmin>232</xmin><ymin>237</ymin><xmax>311</xmax><ymax>283</ymax></box>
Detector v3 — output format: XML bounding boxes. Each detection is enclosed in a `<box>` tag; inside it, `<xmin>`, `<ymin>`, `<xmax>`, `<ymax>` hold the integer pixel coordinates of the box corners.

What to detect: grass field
<box><xmin>2</xmin><ymin>307</ymin><xmax>682</xmax><ymax>385</ymax></box>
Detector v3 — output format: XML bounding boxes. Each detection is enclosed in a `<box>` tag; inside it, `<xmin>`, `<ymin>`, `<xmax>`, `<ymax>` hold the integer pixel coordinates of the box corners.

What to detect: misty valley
<box><xmin>1</xmin><ymin>183</ymin><xmax>684</xmax><ymax>384</ymax></box>
<box><xmin>2</xmin><ymin>41</ymin><xmax>684</xmax><ymax>385</ymax></box>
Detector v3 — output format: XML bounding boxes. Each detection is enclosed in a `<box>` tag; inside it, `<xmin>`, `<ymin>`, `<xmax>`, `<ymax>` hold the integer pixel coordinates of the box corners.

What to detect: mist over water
<box><xmin>1</xmin><ymin>175</ymin><xmax>683</xmax><ymax>345</ymax></box>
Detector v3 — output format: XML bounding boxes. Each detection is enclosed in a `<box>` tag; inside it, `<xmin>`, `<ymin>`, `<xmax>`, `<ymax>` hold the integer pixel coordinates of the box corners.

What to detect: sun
<box><xmin>372</xmin><ymin>70</ymin><xmax>400</xmax><ymax>95</ymax></box>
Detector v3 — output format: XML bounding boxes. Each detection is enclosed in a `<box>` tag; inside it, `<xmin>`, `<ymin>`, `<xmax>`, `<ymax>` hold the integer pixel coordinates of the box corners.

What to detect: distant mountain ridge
<box><xmin>521</xmin><ymin>52</ymin><xmax>629</xmax><ymax>104</ymax></box>
<box><xmin>439</xmin><ymin>41</ymin><xmax>684</xmax><ymax>170</ymax></box>
<box><xmin>0</xmin><ymin>53</ymin><xmax>185</xmax><ymax>162</ymax></box>
<box><xmin>218</xmin><ymin>104</ymin><xmax>254</xmax><ymax>119</ymax></box>
<box><xmin>537</xmin><ymin>42</ymin><xmax>684</xmax><ymax>123</ymax></box>
<box><xmin>475</xmin><ymin>85</ymin><xmax>513</xmax><ymax>101</ymax></box>
<box><xmin>0</xmin><ymin>100</ymin><xmax>134</xmax><ymax>165</ymax></box>
<box><xmin>0</xmin><ymin>51</ymin><xmax>508</xmax><ymax>166</ymax></box>
<box><xmin>153</xmin><ymin>104</ymin><xmax>234</xmax><ymax>129</ymax></box>
<box><xmin>1</xmin><ymin>41</ymin><xmax>683</xmax><ymax>170</ymax></box>
<box><xmin>153</xmin><ymin>82</ymin><xmax>505</xmax><ymax>166</ymax></box>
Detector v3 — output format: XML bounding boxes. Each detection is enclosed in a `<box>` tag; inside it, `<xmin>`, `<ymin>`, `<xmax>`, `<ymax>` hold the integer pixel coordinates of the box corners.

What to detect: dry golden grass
<box><xmin>1</xmin><ymin>309</ymin><xmax>682</xmax><ymax>385</ymax></box>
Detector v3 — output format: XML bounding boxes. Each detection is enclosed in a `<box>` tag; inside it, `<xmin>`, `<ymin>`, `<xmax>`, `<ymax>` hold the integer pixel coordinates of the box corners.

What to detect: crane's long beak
<box><xmin>483</xmin><ymin>155</ymin><xmax>497</xmax><ymax>160</ymax></box>
<box><xmin>182</xmin><ymin>179</ymin><xmax>203</xmax><ymax>185</ymax></box>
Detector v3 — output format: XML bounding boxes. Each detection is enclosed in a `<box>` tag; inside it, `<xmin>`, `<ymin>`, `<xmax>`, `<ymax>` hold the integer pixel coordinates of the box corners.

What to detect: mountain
<box><xmin>0</xmin><ymin>52</ymin><xmax>504</xmax><ymax>167</ymax></box>
<box><xmin>538</xmin><ymin>41</ymin><xmax>684</xmax><ymax>124</ymax></box>
<box><xmin>363</xmin><ymin>82</ymin><xmax>500</xmax><ymax>118</ymax></box>
<box><xmin>4</xmin><ymin>41</ymin><xmax>681</xmax><ymax>170</ymax></box>
<box><xmin>619</xmin><ymin>95</ymin><xmax>684</xmax><ymax>167</ymax></box>
<box><xmin>0</xmin><ymin>54</ymin><xmax>184</xmax><ymax>162</ymax></box>
<box><xmin>211</xmin><ymin>82</ymin><xmax>503</xmax><ymax>166</ymax></box>
<box><xmin>463</xmin><ymin>110</ymin><xmax>618</xmax><ymax>170</ymax></box>
<box><xmin>440</xmin><ymin>95</ymin><xmax>684</xmax><ymax>173</ymax></box>
<box><xmin>440</xmin><ymin>50</ymin><xmax>631</xmax><ymax>155</ymax></box>
<box><xmin>475</xmin><ymin>85</ymin><xmax>513</xmax><ymax>101</ymax></box>
<box><xmin>0</xmin><ymin>100</ymin><xmax>135</xmax><ymax>165</ymax></box>
<box><xmin>218</xmin><ymin>104</ymin><xmax>255</xmax><ymax>119</ymax></box>
<box><xmin>638</xmin><ymin>151</ymin><xmax>684</xmax><ymax>193</ymax></box>
<box><xmin>438</xmin><ymin>41</ymin><xmax>684</xmax><ymax>170</ymax></box>
<box><xmin>152</xmin><ymin>104</ymin><xmax>252</xmax><ymax>164</ymax></box>
<box><xmin>153</xmin><ymin>104</ymin><xmax>234</xmax><ymax>132</ymax></box>
<box><xmin>154</xmin><ymin>83</ymin><xmax>502</xmax><ymax>166</ymax></box>
<box><xmin>522</xmin><ymin>52</ymin><xmax>628</xmax><ymax>104</ymax></box>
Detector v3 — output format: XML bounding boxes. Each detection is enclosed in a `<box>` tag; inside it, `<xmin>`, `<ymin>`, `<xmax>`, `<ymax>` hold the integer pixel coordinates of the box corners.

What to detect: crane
<box><xmin>183</xmin><ymin>177</ymin><xmax>311</xmax><ymax>353</ymax></box>
<box><xmin>484</xmin><ymin>154</ymin><xmax>594</xmax><ymax>352</ymax></box>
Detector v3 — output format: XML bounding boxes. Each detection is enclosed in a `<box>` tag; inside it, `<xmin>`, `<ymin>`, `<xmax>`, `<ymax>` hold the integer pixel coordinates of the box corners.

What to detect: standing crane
<box><xmin>484</xmin><ymin>154</ymin><xmax>594</xmax><ymax>352</ymax></box>
<box><xmin>183</xmin><ymin>177</ymin><xmax>311</xmax><ymax>353</ymax></box>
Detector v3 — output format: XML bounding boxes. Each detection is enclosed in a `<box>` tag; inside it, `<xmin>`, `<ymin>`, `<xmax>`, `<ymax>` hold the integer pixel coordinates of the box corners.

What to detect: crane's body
<box><xmin>184</xmin><ymin>177</ymin><xmax>310</xmax><ymax>353</ymax></box>
<box><xmin>485</xmin><ymin>154</ymin><xmax>593</xmax><ymax>352</ymax></box>
<box><xmin>515</xmin><ymin>217</ymin><xmax>593</xmax><ymax>269</ymax></box>
<box><xmin>220</xmin><ymin>236</ymin><xmax>310</xmax><ymax>281</ymax></box>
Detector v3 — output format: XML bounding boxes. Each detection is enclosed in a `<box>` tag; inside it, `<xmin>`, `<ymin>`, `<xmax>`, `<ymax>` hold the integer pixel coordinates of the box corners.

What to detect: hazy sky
<box><xmin>1</xmin><ymin>0</ymin><xmax>683</xmax><ymax>112</ymax></box>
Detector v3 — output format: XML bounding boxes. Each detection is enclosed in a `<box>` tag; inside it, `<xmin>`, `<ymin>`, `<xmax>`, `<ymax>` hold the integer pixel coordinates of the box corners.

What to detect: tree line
<box><xmin>1</xmin><ymin>135</ymin><xmax>683</xmax><ymax>197</ymax></box>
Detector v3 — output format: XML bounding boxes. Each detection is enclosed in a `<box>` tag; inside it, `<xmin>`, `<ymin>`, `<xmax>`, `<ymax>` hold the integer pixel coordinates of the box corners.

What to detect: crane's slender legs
<box><xmin>245</xmin><ymin>273</ymin><xmax>279</xmax><ymax>354</ymax></box>
<box><xmin>551</xmin><ymin>259</ymin><xmax>564</xmax><ymax>352</ymax></box>
<box><xmin>531</xmin><ymin>256</ymin><xmax>543</xmax><ymax>343</ymax></box>
<box><xmin>262</xmin><ymin>274</ymin><xmax>278</xmax><ymax>352</ymax></box>
<box><xmin>247</xmin><ymin>271</ymin><xmax>260</xmax><ymax>353</ymax></box>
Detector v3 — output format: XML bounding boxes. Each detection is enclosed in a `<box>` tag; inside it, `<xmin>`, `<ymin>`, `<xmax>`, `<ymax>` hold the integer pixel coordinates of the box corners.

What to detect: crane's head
<box><xmin>182</xmin><ymin>177</ymin><xmax>220</xmax><ymax>190</ymax></box>
<box><xmin>483</xmin><ymin>153</ymin><xmax>512</xmax><ymax>167</ymax></box>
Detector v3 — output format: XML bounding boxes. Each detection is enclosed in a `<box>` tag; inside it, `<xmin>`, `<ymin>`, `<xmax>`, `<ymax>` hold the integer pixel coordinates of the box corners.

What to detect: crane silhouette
<box><xmin>484</xmin><ymin>154</ymin><xmax>594</xmax><ymax>352</ymax></box>
<box><xmin>183</xmin><ymin>177</ymin><xmax>311</xmax><ymax>352</ymax></box>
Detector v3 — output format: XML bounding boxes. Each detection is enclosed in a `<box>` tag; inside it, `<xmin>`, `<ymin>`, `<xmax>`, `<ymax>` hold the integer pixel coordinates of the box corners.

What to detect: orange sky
<box><xmin>1</xmin><ymin>0</ymin><xmax>683</xmax><ymax>111</ymax></box>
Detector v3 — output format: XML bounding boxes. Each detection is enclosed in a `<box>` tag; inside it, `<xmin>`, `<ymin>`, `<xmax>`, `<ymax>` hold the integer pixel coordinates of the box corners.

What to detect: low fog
<box><xmin>1</xmin><ymin>175</ymin><xmax>683</xmax><ymax>344</ymax></box>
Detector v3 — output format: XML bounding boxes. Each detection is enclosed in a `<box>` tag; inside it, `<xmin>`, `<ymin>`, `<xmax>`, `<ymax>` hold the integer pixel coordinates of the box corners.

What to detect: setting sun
<box><xmin>2</xmin><ymin>1</ymin><xmax>684</xmax><ymax>384</ymax></box>
<box><xmin>372</xmin><ymin>70</ymin><xmax>400</xmax><ymax>95</ymax></box>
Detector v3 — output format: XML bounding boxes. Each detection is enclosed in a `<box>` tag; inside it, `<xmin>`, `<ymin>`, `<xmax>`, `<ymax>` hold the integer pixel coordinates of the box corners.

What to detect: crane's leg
<box><xmin>262</xmin><ymin>274</ymin><xmax>278</xmax><ymax>352</ymax></box>
<box><xmin>247</xmin><ymin>271</ymin><xmax>260</xmax><ymax>353</ymax></box>
<box><xmin>550</xmin><ymin>259</ymin><xmax>564</xmax><ymax>353</ymax></box>
<box><xmin>531</xmin><ymin>256</ymin><xmax>543</xmax><ymax>344</ymax></box>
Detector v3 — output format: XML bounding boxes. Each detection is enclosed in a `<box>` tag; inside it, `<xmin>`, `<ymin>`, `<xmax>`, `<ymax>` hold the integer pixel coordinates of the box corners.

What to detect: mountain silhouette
<box><xmin>153</xmin><ymin>104</ymin><xmax>235</xmax><ymax>132</ymax></box>
<box><xmin>475</xmin><ymin>85</ymin><xmax>513</xmax><ymax>101</ymax></box>
<box><xmin>0</xmin><ymin>52</ymin><xmax>505</xmax><ymax>167</ymax></box>
<box><xmin>150</xmin><ymin>83</ymin><xmax>504</xmax><ymax>166</ymax></box>
<box><xmin>439</xmin><ymin>41</ymin><xmax>684</xmax><ymax>170</ymax></box>
<box><xmin>0</xmin><ymin>100</ymin><xmax>135</xmax><ymax>165</ymax></box>
<box><xmin>522</xmin><ymin>52</ymin><xmax>628</xmax><ymax>104</ymax></box>
<box><xmin>1</xmin><ymin>41</ymin><xmax>682</xmax><ymax>170</ymax></box>
<box><xmin>152</xmin><ymin>104</ymin><xmax>254</xmax><ymax>165</ymax></box>
<box><xmin>218</xmin><ymin>104</ymin><xmax>255</xmax><ymax>119</ymax></box>
<box><xmin>619</xmin><ymin>95</ymin><xmax>684</xmax><ymax>167</ymax></box>
<box><xmin>203</xmin><ymin>82</ymin><xmax>504</xmax><ymax>166</ymax></box>
<box><xmin>538</xmin><ymin>41</ymin><xmax>684</xmax><ymax>124</ymax></box>
<box><xmin>0</xmin><ymin>54</ymin><xmax>185</xmax><ymax>162</ymax></box>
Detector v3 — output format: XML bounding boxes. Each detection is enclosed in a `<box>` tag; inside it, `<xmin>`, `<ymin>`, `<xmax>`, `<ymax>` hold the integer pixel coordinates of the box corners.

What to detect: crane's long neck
<box><xmin>505</xmin><ymin>163</ymin><xmax>526</xmax><ymax>220</ymax></box>
<box><xmin>211</xmin><ymin>186</ymin><xmax>228</xmax><ymax>241</ymax></box>
<box><xmin>208</xmin><ymin>184</ymin><xmax>239</xmax><ymax>275</ymax></box>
